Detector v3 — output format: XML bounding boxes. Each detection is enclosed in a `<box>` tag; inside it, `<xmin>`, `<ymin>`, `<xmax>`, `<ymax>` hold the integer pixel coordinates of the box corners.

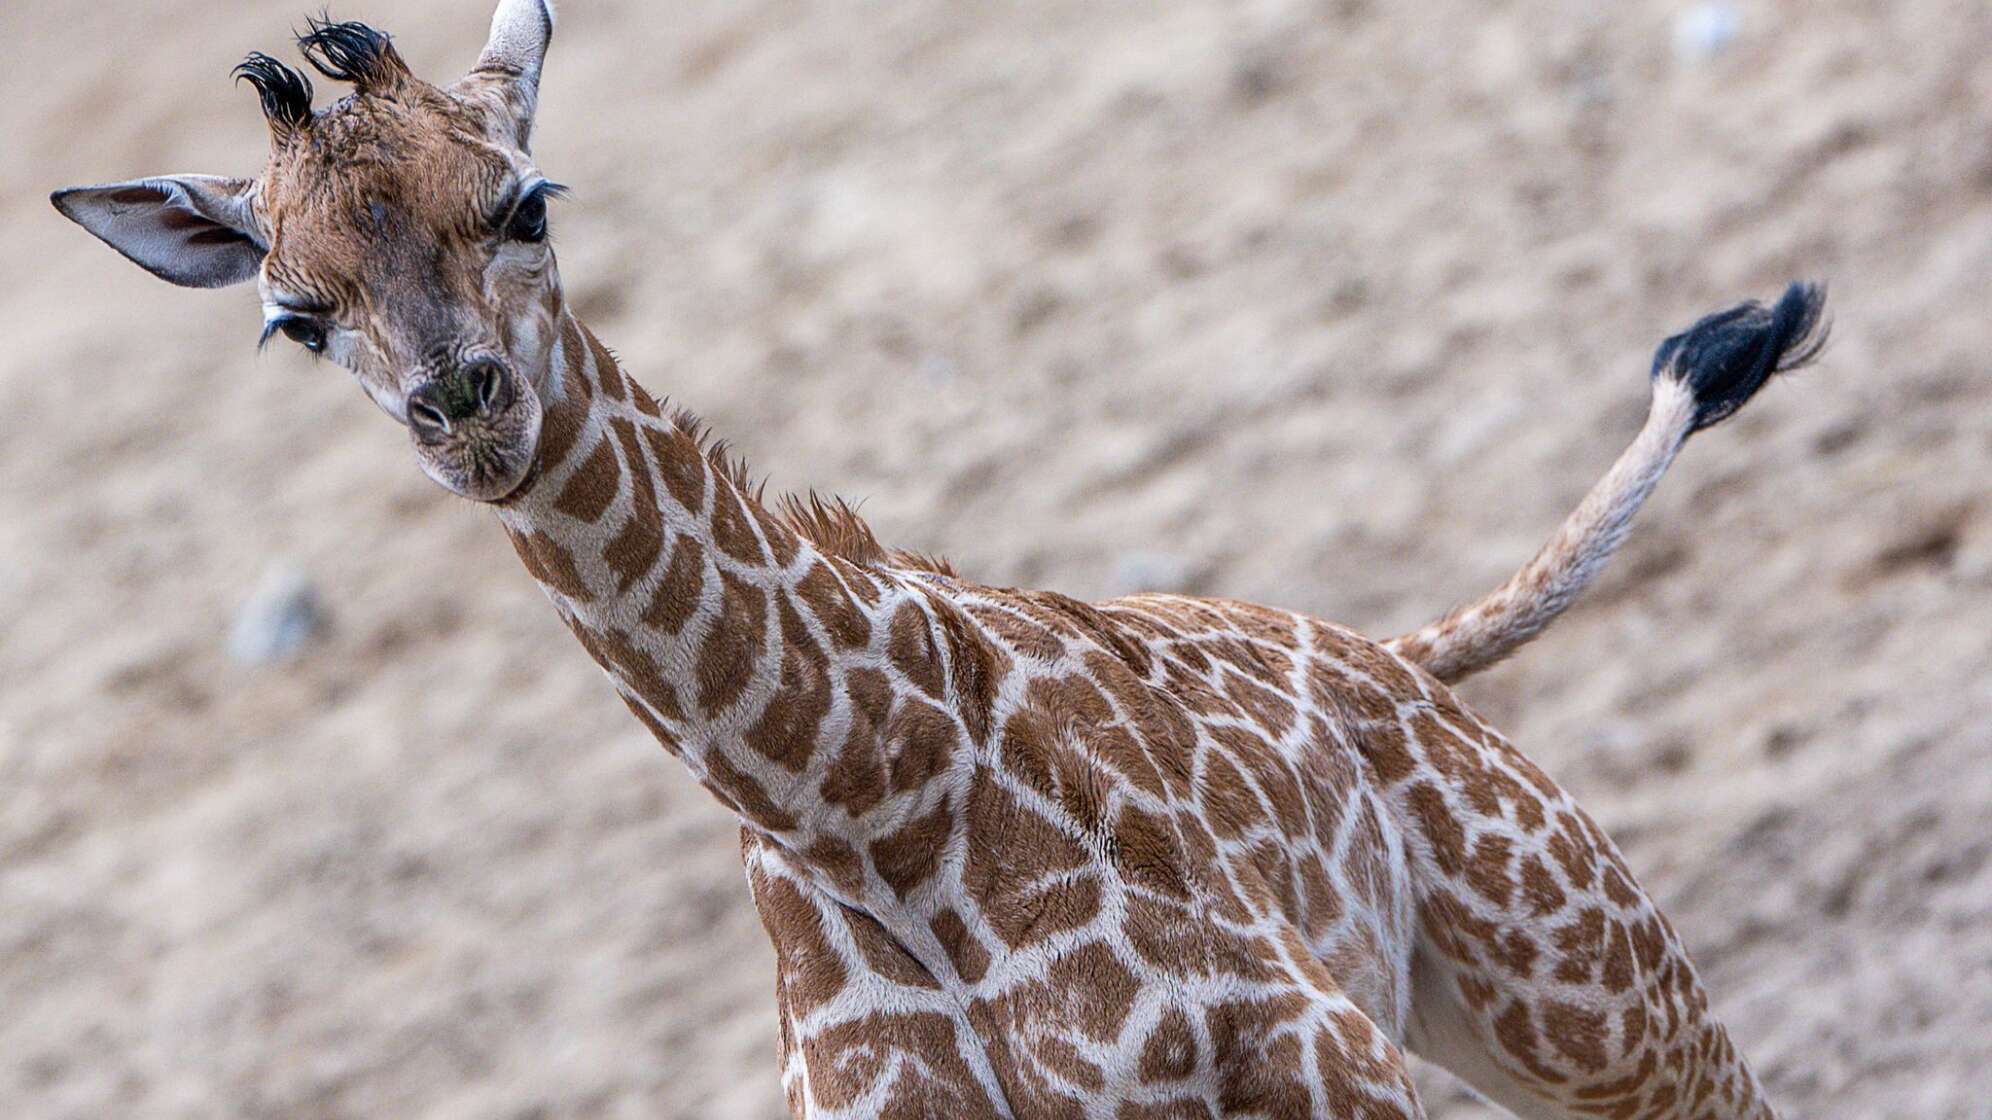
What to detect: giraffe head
<box><xmin>52</xmin><ymin>2</ymin><xmax>563</xmax><ymax>502</ymax></box>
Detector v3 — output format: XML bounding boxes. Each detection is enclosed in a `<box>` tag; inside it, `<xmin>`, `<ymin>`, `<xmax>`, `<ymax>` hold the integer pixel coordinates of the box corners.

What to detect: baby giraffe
<box><xmin>54</xmin><ymin>4</ymin><xmax>1829</xmax><ymax>1117</ymax></box>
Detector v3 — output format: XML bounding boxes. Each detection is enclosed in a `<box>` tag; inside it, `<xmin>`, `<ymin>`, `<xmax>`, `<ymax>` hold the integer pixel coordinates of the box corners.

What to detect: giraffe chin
<box><xmin>411</xmin><ymin>392</ymin><xmax>544</xmax><ymax>504</ymax></box>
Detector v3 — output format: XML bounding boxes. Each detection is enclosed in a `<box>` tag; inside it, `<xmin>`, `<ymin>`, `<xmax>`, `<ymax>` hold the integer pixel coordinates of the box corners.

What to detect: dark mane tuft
<box><xmin>778</xmin><ymin>492</ymin><xmax>895</xmax><ymax>570</ymax></box>
<box><xmin>664</xmin><ymin>408</ymin><xmax>956</xmax><ymax>577</ymax></box>
<box><xmin>296</xmin><ymin>16</ymin><xmax>408</xmax><ymax>93</ymax></box>
<box><xmin>233</xmin><ymin>51</ymin><xmax>315</xmax><ymax>130</ymax></box>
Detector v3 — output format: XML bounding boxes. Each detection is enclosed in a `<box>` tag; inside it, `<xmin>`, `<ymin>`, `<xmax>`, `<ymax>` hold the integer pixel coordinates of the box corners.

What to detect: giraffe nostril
<box><xmin>467</xmin><ymin>360</ymin><xmax>508</xmax><ymax>413</ymax></box>
<box><xmin>417</xmin><ymin>360</ymin><xmax>512</xmax><ymax>427</ymax></box>
<box><xmin>407</xmin><ymin>385</ymin><xmax>451</xmax><ymax>435</ymax></box>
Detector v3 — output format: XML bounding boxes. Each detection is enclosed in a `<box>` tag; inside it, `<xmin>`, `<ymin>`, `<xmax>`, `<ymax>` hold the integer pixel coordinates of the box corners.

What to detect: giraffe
<box><xmin>50</xmin><ymin>5</ymin><xmax>1833</xmax><ymax>1117</ymax></box>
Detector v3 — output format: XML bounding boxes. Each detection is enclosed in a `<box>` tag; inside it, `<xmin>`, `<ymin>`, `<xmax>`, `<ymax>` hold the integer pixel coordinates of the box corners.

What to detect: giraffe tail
<box><xmin>1387</xmin><ymin>282</ymin><xmax>1830</xmax><ymax>684</ymax></box>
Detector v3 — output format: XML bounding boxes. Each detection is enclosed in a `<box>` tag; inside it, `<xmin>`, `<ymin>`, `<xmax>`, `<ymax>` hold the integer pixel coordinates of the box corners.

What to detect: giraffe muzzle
<box><xmin>405</xmin><ymin>358</ymin><xmax>543</xmax><ymax>503</ymax></box>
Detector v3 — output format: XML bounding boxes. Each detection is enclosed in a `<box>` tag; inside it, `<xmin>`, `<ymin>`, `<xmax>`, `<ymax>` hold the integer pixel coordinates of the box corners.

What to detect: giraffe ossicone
<box><xmin>53</xmin><ymin>5</ymin><xmax>1828</xmax><ymax>1117</ymax></box>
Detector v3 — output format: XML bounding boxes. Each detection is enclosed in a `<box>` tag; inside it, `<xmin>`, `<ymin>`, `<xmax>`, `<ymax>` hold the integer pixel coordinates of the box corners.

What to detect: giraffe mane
<box><xmin>664</xmin><ymin>407</ymin><xmax>957</xmax><ymax>578</ymax></box>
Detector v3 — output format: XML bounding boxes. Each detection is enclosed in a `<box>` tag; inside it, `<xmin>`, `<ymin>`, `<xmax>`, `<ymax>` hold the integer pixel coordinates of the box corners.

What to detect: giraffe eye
<box><xmin>265</xmin><ymin>316</ymin><xmax>327</xmax><ymax>354</ymax></box>
<box><xmin>506</xmin><ymin>187</ymin><xmax>549</xmax><ymax>243</ymax></box>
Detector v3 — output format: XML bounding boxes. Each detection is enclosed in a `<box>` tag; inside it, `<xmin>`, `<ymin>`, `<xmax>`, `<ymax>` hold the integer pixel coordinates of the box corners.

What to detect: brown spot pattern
<box><xmin>493</xmin><ymin>320</ymin><xmax>1774</xmax><ymax>1119</ymax></box>
<box><xmin>551</xmin><ymin>435</ymin><xmax>619</xmax><ymax>523</ymax></box>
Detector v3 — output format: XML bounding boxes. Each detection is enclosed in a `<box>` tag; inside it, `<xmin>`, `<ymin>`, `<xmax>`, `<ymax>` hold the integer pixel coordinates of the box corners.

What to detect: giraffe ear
<box><xmin>462</xmin><ymin>0</ymin><xmax>555</xmax><ymax>147</ymax></box>
<box><xmin>51</xmin><ymin>175</ymin><xmax>264</xmax><ymax>289</ymax></box>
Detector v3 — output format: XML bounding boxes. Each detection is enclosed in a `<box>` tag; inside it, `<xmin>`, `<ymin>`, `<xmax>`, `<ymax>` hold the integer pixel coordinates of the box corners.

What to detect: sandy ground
<box><xmin>5</xmin><ymin>1</ymin><xmax>1990</xmax><ymax>1116</ymax></box>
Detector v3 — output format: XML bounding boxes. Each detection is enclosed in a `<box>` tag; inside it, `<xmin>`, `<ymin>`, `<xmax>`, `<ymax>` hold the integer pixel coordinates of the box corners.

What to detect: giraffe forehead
<box><xmin>260</xmin><ymin>93</ymin><xmax>518</xmax><ymax>286</ymax></box>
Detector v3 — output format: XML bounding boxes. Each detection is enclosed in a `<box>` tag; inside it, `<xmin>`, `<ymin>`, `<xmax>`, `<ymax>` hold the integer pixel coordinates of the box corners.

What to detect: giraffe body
<box><xmin>50</xmin><ymin>5</ymin><xmax>1829</xmax><ymax>1116</ymax></box>
<box><xmin>495</xmin><ymin>324</ymin><xmax>1780</xmax><ymax>1119</ymax></box>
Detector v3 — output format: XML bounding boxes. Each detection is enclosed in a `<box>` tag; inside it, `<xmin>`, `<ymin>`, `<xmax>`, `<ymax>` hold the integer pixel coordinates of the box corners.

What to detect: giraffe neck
<box><xmin>491</xmin><ymin>309</ymin><xmax>978</xmax><ymax>905</ymax></box>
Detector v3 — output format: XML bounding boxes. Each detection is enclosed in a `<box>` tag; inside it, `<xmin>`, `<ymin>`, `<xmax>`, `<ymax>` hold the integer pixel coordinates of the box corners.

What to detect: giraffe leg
<box><xmin>1289</xmin><ymin>995</ymin><xmax>1432</xmax><ymax>1120</ymax></box>
<box><xmin>742</xmin><ymin>833</ymin><xmax>1014</xmax><ymax>1119</ymax></box>
<box><xmin>1371</xmin><ymin>691</ymin><xmax>1778</xmax><ymax>1120</ymax></box>
<box><xmin>1176</xmin><ymin>972</ymin><xmax>1431</xmax><ymax>1120</ymax></box>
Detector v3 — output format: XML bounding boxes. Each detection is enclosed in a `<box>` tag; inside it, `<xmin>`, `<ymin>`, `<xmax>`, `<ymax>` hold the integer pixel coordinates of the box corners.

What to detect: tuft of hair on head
<box><xmin>296</xmin><ymin>15</ymin><xmax>410</xmax><ymax>96</ymax></box>
<box><xmin>234</xmin><ymin>51</ymin><xmax>315</xmax><ymax>133</ymax></box>
<box><xmin>1653</xmin><ymin>281</ymin><xmax>1831</xmax><ymax>433</ymax></box>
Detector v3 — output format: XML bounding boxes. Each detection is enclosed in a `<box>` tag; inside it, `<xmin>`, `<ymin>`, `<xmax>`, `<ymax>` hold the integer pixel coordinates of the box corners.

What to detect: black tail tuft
<box><xmin>1653</xmin><ymin>281</ymin><xmax>1831</xmax><ymax>432</ymax></box>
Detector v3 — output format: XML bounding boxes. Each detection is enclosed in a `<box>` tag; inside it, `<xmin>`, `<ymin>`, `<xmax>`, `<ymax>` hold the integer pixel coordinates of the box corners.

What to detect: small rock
<box><xmin>918</xmin><ymin>353</ymin><xmax>959</xmax><ymax>386</ymax></box>
<box><xmin>1673</xmin><ymin>1</ymin><xmax>1740</xmax><ymax>64</ymax></box>
<box><xmin>228</xmin><ymin>561</ymin><xmax>327</xmax><ymax>665</ymax></box>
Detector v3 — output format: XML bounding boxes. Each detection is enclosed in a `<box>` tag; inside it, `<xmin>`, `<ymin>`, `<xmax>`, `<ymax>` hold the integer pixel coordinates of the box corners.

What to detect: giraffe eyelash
<box><xmin>495</xmin><ymin>179</ymin><xmax>569</xmax><ymax>240</ymax></box>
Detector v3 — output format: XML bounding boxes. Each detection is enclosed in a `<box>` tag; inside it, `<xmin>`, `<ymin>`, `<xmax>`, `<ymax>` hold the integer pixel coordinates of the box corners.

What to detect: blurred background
<box><xmin>5</xmin><ymin>0</ymin><xmax>1990</xmax><ymax>1116</ymax></box>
